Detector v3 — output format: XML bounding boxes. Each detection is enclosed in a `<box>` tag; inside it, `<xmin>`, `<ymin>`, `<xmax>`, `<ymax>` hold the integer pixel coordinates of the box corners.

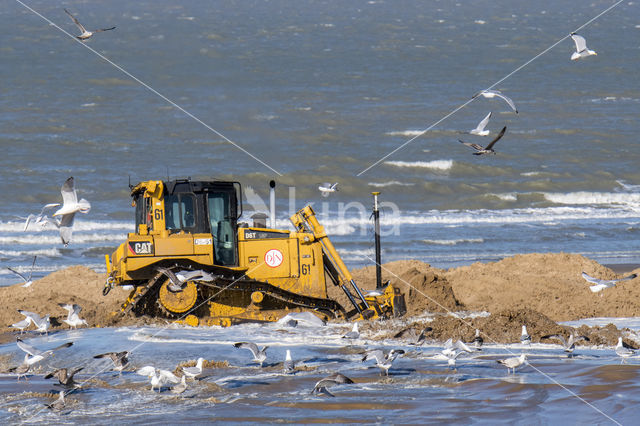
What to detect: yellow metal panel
<box><xmin>155</xmin><ymin>233</ymin><xmax>194</xmax><ymax>256</ymax></box>
<box><xmin>239</xmin><ymin>237</ymin><xmax>291</xmax><ymax>279</ymax></box>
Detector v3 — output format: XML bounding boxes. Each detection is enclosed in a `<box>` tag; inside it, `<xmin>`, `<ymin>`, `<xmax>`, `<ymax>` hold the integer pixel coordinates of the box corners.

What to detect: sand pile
<box><xmin>0</xmin><ymin>266</ymin><xmax>125</xmax><ymax>338</ymax></box>
<box><xmin>2</xmin><ymin>253</ymin><xmax>639</xmax><ymax>344</ymax></box>
<box><xmin>442</xmin><ymin>253</ymin><xmax>640</xmax><ymax>321</ymax></box>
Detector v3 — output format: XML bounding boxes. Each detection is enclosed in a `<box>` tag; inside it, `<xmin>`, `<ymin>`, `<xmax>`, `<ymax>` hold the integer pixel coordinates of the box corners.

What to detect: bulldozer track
<box><xmin>123</xmin><ymin>268</ymin><xmax>347</xmax><ymax>320</ymax></box>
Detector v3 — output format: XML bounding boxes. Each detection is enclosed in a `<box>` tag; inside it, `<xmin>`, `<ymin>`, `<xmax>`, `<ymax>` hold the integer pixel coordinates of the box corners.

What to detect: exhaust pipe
<box><xmin>269</xmin><ymin>180</ymin><xmax>276</xmax><ymax>229</ymax></box>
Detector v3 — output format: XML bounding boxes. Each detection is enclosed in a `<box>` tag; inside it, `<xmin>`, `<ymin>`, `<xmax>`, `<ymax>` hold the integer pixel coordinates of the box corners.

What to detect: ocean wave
<box><xmin>486</xmin><ymin>193</ymin><xmax>517</xmax><ymax>201</ymax></box>
<box><xmin>423</xmin><ymin>238</ymin><xmax>484</xmax><ymax>245</ymax></box>
<box><xmin>0</xmin><ymin>248</ymin><xmax>61</xmax><ymax>257</ymax></box>
<box><xmin>543</xmin><ymin>192</ymin><xmax>640</xmax><ymax>207</ymax></box>
<box><xmin>368</xmin><ymin>181</ymin><xmax>416</xmax><ymax>187</ymax></box>
<box><xmin>0</xmin><ymin>220</ymin><xmax>132</xmax><ymax>232</ymax></box>
<box><xmin>385</xmin><ymin>130</ymin><xmax>424</xmax><ymax>137</ymax></box>
<box><xmin>384</xmin><ymin>160</ymin><xmax>453</xmax><ymax>171</ymax></box>
<box><xmin>0</xmin><ymin>233</ymin><xmax>125</xmax><ymax>245</ymax></box>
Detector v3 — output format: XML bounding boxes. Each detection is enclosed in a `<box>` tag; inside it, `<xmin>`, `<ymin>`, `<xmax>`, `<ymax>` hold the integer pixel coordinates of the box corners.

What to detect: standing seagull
<box><xmin>6</xmin><ymin>256</ymin><xmax>37</xmax><ymax>288</ymax></box>
<box><xmin>581</xmin><ymin>271</ymin><xmax>637</xmax><ymax>293</ymax></box>
<box><xmin>233</xmin><ymin>342</ymin><xmax>269</xmax><ymax>367</ymax></box>
<box><xmin>93</xmin><ymin>351</ymin><xmax>130</xmax><ymax>373</ymax></box>
<box><xmin>342</xmin><ymin>322</ymin><xmax>360</xmax><ymax>340</ymax></box>
<box><xmin>472</xmin><ymin>89</ymin><xmax>518</xmax><ymax>114</ymax></box>
<box><xmin>171</xmin><ymin>375</ymin><xmax>188</xmax><ymax>394</ymax></box>
<box><xmin>58</xmin><ymin>303</ymin><xmax>88</xmax><ymax>329</ymax></box>
<box><xmin>64</xmin><ymin>9</ymin><xmax>116</xmax><ymax>40</ymax></box>
<box><xmin>283</xmin><ymin>350</ymin><xmax>295</xmax><ymax>374</ymax></box>
<box><xmin>318</xmin><ymin>183</ymin><xmax>339</xmax><ymax>197</ymax></box>
<box><xmin>45</xmin><ymin>391</ymin><xmax>66</xmax><ymax>411</ymax></box>
<box><xmin>520</xmin><ymin>325</ymin><xmax>531</xmax><ymax>346</ymax></box>
<box><xmin>137</xmin><ymin>366</ymin><xmax>181</xmax><ymax>392</ymax></box>
<box><xmin>459</xmin><ymin>126</ymin><xmax>507</xmax><ymax>155</ymax></box>
<box><xmin>311</xmin><ymin>372</ymin><xmax>354</xmax><ymax>397</ymax></box>
<box><xmin>472</xmin><ymin>329</ymin><xmax>484</xmax><ymax>350</ymax></box>
<box><xmin>52</xmin><ymin>177</ymin><xmax>91</xmax><ymax>246</ymax></box>
<box><xmin>181</xmin><ymin>357</ymin><xmax>205</xmax><ymax>380</ymax></box>
<box><xmin>570</xmin><ymin>33</ymin><xmax>597</xmax><ymax>61</ymax></box>
<box><xmin>469</xmin><ymin>112</ymin><xmax>492</xmax><ymax>136</ymax></box>
<box><xmin>615</xmin><ymin>337</ymin><xmax>635</xmax><ymax>363</ymax></box>
<box><xmin>497</xmin><ymin>354</ymin><xmax>527</xmax><ymax>374</ymax></box>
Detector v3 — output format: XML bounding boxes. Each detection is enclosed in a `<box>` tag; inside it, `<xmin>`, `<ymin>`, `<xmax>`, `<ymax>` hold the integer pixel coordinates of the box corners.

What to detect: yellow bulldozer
<box><xmin>103</xmin><ymin>179</ymin><xmax>405</xmax><ymax>326</ymax></box>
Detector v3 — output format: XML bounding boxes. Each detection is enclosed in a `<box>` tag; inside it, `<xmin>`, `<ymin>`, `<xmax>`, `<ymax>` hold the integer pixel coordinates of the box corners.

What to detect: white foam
<box><xmin>0</xmin><ymin>220</ymin><xmax>131</xmax><ymax>232</ymax></box>
<box><xmin>423</xmin><ymin>238</ymin><xmax>484</xmax><ymax>245</ymax></box>
<box><xmin>0</xmin><ymin>248</ymin><xmax>61</xmax><ymax>257</ymax></box>
<box><xmin>384</xmin><ymin>160</ymin><xmax>453</xmax><ymax>171</ymax></box>
<box><xmin>368</xmin><ymin>181</ymin><xmax>416</xmax><ymax>187</ymax></box>
<box><xmin>487</xmin><ymin>193</ymin><xmax>517</xmax><ymax>201</ymax></box>
<box><xmin>0</xmin><ymin>232</ymin><xmax>124</xmax><ymax>245</ymax></box>
<box><xmin>543</xmin><ymin>192</ymin><xmax>640</xmax><ymax>207</ymax></box>
<box><xmin>385</xmin><ymin>130</ymin><xmax>424</xmax><ymax>137</ymax></box>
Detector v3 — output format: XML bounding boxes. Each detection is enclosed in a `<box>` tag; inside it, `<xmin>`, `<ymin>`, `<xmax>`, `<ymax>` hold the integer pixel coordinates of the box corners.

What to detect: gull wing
<box><xmin>454</xmin><ymin>340</ymin><xmax>474</xmax><ymax>353</ymax></box>
<box><xmin>40</xmin><ymin>204</ymin><xmax>61</xmax><ymax>215</ymax></box>
<box><xmin>484</xmin><ymin>126</ymin><xmax>507</xmax><ymax>150</ymax></box>
<box><xmin>330</xmin><ymin>183</ymin><xmax>339</xmax><ymax>190</ymax></box>
<box><xmin>60</xmin><ymin>177</ymin><xmax>78</xmax><ymax>209</ymax></box>
<box><xmin>17</xmin><ymin>338</ymin><xmax>42</xmax><ymax>357</ymax></box>
<box><xmin>23</xmin><ymin>214</ymin><xmax>35</xmax><ymax>232</ymax></box>
<box><xmin>59</xmin><ymin>214</ymin><xmax>75</xmax><ymax>246</ymax></box>
<box><xmin>542</xmin><ymin>334</ymin><xmax>567</xmax><ymax>347</ymax></box>
<box><xmin>18</xmin><ymin>310</ymin><xmax>42</xmax><ymax>324</ymax></box>
<box><xmin>234</xmin><ymin>342</ymin><xmax>259</xmax><ymax>358</ymax></box>
<box><xmin>571</xmin><ymin>33</ymin><xmax>587</xmax><ymax>52</ymax></box>
<box><xmin>244</xmin><ymin>186</ymin><xmax>269</xmax><ymax>213</ymax></box>
<box><xmin>7</xmin><ymin>267</ymin><xmax>28</xmax><ymax>283</ymax></box>
<box><xmin>617</xmin><ymin>273</ymin><xmax>637</xmax><ymax>282</ymax></box>
<box><xmin>581</xmin><ymin>272</ymin><xmax>601</xmax><ymax>285</ymax></box>
<box><xmin>158</xmin><ymin>369</ymin><xmax>180</xmax><ymax>384</ymax></box>
<box><xmin>458</xmin><ymin>140</ymin><xmax>484</xmax><ymax>151</ymax></box>
<box><xmin>362</xmin><ymin>349</ymin><xmax>385</xmax><ymax>364</ymax></box>
<box><xmin>64</xmin><ymin>9</ymin><xmax>87</xmax><ymax>33</ymax></box>
<box><xmin>137</xmin><ymin>366</ymin><xmax>156</xmax><ymax>377</ymax></box>
<box><xmin>58</xmin><ymin>303</ymin><xmax>74</xmax><ymax>315</ymax></box>
<box><xmin>27</xmin><ymin>256</ymin><xmax>37</xmax><ymax>281</ymax></box>
<box><xmin>474</xmin><ymin>112</ymin><xmax>492</xmax><ymax>132</ymax></box>
<box><xmin>494</xmin><ymin>93</ymin><xmax>518</xmax><ymax>113</ymax></box>
<box><xmin>93</xmin><ymin>26</ymin><xmax>116</xmax><ymax>33</ymax></box>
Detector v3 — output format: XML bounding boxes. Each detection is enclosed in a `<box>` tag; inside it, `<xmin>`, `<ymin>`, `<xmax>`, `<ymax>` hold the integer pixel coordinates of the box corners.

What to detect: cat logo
<box><xmin>128</xmin><ymin>241</ymin><xmax>153</xmax><ymax>255</ymax></box>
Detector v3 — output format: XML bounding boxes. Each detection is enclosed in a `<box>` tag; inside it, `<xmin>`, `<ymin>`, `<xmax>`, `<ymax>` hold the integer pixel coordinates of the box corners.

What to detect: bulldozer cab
<box><xmin>132</xmin><ymin>179</ymin><xmax>241</xmax><ymax>266</ymax></box>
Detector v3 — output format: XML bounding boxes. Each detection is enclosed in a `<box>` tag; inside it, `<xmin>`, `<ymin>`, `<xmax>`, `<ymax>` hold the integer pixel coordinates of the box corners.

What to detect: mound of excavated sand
<box><xmin>442</xmin><ymin>253</ymin><xmax>640</xmax><ymax>321</ymax></box>
<box><xmin>0</xmin><ymin>266</ymin><xmax>125</xmax><ymax>340</ymax></box>
<box><xmin>2</xmin><ymin>253</ymin><xmax>640</xmax><ymax>345</ymax></box>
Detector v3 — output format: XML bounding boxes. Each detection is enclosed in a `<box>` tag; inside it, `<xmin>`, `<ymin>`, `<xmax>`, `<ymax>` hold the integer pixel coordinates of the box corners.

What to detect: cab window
<box><xmin>164</xmin><ymin>194</ymin><xmax>196</xmax><ymax>231</ymax></box>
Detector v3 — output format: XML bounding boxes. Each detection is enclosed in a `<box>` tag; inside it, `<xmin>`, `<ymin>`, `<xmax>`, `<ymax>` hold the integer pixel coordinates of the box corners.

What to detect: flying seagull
<box><xmin>318</xmin><ymin>183</ymin><xmax>339</xmax><ymax>197</ymax></box>
<box><xmin>570</xmin><ymin>33</ymin><xmax>597</xmax><ymax>61</ymax></box>
<box><xmin>21</xmin><ymin>204</ymin><xmax>60</xmax><ymax>231</ymax></box>
<box><xmin>58</xmin><ymin>303</ymin><xmax>88</xmax><ymax>329</ymax></box>
<box><xmin>6</xmin><ymin>256</ymin><xmax>37</xmax><ymax>288</ymax></box>
<box><xmin>408</xmin><ymin>327</ymin><xmax>433</xmax><ymax>346</ymax></box>
<box><xmin>520</xmin><ymin>325</ymin><xmax>531</xmax><ymax>346</ymax></box>
<box><xmin>311</xmin><ymin>372</ymin><xmax>354</xmax><ymax>397</ymax></box>
<box><xmin>233</xmin><ymin>342</ymin><xmax>268</xmax><ymax>367</ymax></box>
<box><xmin>442</xmin><ymin>338</ymin><xmax>474</xmax><ymax>357</ymax></box>
<box><xmin>362</xmin><ymin>348</ymin><xmax>405</xmax><ymax>376</ymax></box>
<box><xmin>44</xmin><ymin>367</ymin><xmax>83</xmax><ymax>389</ymax></box>
<box><xmin>459</xmin><ymin>126</ymin><xmax>507</xmax><ymax>155</ymax></box>
<box><xmin>12</xmin><ymin>338</ymin><xmax>73</xmax><ymax>380</ymax></box>
<box><xmin>52</xmin><ymin>177</ymin><xmax>91</xmax><ymax>246</ymax></box>
<box><xmin>497</xmin><ymin>354</ymin><xmax>527</xmax><ymax>374</ymax></box>
<box><xmin>473</xmin><ymin>90</ymin><xmax>518</xmax><ymax>114</ymax></box>
<box><xmin>64</xmin><ymin>8</ymin><xmax>116</xmax><ymax>40</ymax></box>
<box><xmin>542</xmin><ymin>334</ymin><xmax>590</xmax><ymax>355</ymax></box>
<box><xmin>581</xmin><ymin>271</ymin><xmax>637</xmax><ymax>293</ymax></box>
<box><xmin>469</xmin><ymin>112</ymin><xmax>492</xmax><ymax>136</ymax></box>
<box><xmin>93</xmin><ymin>351</ymin><xmax>130</xmax><ymax>373</ymax></box>
<box><xmin>615</xmin><ymin>337</ymin><xmax>635</xmax><ymax>363</ymax></box>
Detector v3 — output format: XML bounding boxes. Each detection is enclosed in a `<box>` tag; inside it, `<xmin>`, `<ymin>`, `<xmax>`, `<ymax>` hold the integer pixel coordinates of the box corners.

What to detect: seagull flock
<box><xmin>4</xmin><ymin>316</ymin><xmax>637</xmax><ymax>413</ymax></box>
